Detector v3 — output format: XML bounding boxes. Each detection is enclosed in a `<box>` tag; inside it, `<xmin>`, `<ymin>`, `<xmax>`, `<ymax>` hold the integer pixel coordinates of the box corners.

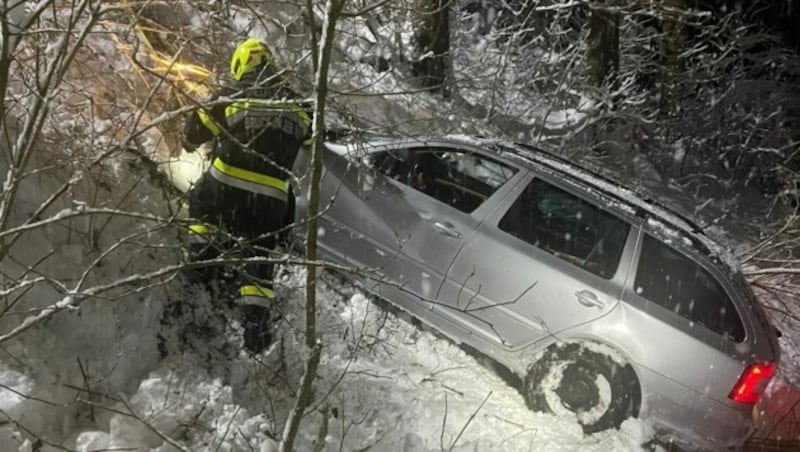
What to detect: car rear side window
<box><xmin>498</xmin><ymin>178</ymin><xmax>629</xmax><ymax>279</ymax></box>
<box><xmin>634</xmin><ymin>235</ymin><xmax>746</xmax><ymax>342</ymax></box>
<box><xmin>371</xmin><ymin>147</ymin><xmax>517</xmax><ymax>213</ymax></box>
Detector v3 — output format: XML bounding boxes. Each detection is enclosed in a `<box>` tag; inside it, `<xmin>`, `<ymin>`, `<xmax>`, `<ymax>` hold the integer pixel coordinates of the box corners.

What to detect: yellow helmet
<box><xmin>230</xmin><ymin>38</ymin><xmax>275</xmax><ymax>81</ymax></box>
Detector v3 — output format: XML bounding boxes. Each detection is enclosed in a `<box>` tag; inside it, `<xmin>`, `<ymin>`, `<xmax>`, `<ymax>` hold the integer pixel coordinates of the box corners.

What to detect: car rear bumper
<box><xmin>642</xmin><ymin>380</ymin><xmax>755</xmax><ymax>450</ymax></box>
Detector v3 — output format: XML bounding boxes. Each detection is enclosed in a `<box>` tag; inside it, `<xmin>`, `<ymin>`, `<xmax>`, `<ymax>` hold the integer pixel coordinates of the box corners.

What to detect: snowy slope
<box><xmin>58</xmin><ymin>268</ymin><xmax>653</xmax><ymax>452</ymax></box>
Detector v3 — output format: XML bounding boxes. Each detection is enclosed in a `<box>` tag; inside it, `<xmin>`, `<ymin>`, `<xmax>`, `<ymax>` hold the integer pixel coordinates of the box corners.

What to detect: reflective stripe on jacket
<box><xmin>238</xmin><ymin>284</ymin><xmax>274</xmax><ymax>308</ymax></box>
<box><xmin>225</xmin><ymin>101</ymin><xmax>311</xmax><ymax>142</ymax></box>
<box><xmin>190</xmin><ymin>98</ymin><xmax>310</xmax><ymax>143</ymax></box>
<box><xmin>209</xmin><ymin>157</ymin><xmax>289</xmax><ymax>202</ymax></box>
<box><xmin>197</xmin><ymin>109</ymin><xmax>222</xmax><ymax>137</ymax></box>
<box><xmin>187</xmin><ymin>223</ymin><xmax>218</xmax><ymax>244</ymax></box>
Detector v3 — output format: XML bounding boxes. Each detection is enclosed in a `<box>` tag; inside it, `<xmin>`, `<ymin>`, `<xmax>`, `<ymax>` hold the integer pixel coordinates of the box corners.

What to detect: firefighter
<box><xmin>182</xmin><ymin>37</ymin><xmax>310</xmax><ymax>354</ymax></box>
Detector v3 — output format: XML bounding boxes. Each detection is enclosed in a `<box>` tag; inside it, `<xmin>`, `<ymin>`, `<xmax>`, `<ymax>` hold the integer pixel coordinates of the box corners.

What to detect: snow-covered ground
<box><xmin>38</xmin><ymin>267</ymin><xmax>653</xmax><ymax>452</ymax></box>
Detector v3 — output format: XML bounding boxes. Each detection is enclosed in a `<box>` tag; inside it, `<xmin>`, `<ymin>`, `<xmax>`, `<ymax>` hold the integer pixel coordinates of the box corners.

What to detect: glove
<box><xmin>181</xmin><ymin>136</ymin><xmax>197</xmax><ymax>153</ymax></box>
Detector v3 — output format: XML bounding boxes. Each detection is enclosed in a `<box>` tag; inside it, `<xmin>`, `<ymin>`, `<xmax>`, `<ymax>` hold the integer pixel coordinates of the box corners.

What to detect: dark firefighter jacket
<box><xmin>183</xmin><ymin>71</ymin><xmax>311</xmax><ymax>203</ymax></box>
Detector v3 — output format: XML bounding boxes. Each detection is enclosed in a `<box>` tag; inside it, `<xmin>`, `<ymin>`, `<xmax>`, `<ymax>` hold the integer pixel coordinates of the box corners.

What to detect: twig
<box><xmin>745</xmin><ymin>268</ymin><xmax>800</xmax><ymax>277</ymax></box>
<box><xmin>447</xmin><ymin>391</ymin><xmax>493</xmax><ymax>452</ymax></box>
<box><xmin>0</xmin><ymin>382</ymin><xmax>64</xmax><ymax>407</ymax></box>
<box><xmin>440</xmin><ymin>392</ymin><xmax>448</xmax><ymax>452</ymax></box>
<box><xmin>279</xmin><ymin>341</ymin><xmax>323</xmax><ymax>452</ymax></box>
<box><xmin>76</xmin><ymin>357</ymin><xmax>95</xmax><ymax>422</ymax></box>
<box><xmin>311</xmin><ymin>404</ymin><xmax>330</xmax><ymax>452</ymax></box>
<box><xmin>0</xmin><ymin>409</ymin><xmax>73</xmax><ymax>451</ymax></box>
<box><xmin>119</xmin><ymin>396</ymin><xmax>192</xmax><ymax>452</ymax></box>
<box><xmin>213</xmin><ymin>405</ymin><xmax>241</xmax><ymax>452</ymax></box>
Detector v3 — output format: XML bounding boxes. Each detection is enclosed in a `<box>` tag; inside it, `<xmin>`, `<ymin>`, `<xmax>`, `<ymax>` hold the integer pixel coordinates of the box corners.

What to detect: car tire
<box><xmin>523</xmin><ymin>342</ymin><xmax>640</xmax><ymax>434</ymax></box>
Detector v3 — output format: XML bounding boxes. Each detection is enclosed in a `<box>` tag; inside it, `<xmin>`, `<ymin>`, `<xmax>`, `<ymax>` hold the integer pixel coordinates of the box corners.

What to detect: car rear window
<box><xmin>498</xmin><ymin>178</ymin><xmax>629</xmax><ymax>279</ymax></box>
<box><xmin>634</xmin><ymin>235</ymin><xmax>746</xmax><ymax>342</ymax></box>
<box><xmin>371</xmin><ymin>147</ymin><xmax>517</xmax><ymax>213</ymax></box>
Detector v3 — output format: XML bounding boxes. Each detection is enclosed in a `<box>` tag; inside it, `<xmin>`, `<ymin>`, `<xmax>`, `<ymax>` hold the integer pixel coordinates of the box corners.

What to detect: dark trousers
<box><xmin>188</xmin><ymin>172</ymin><xmax>287</xmax><ymax>292</ymax></box>
<box><xmin>186</xmin><ymin>172</ymin><xmax>288</xmax><ymax>352</ymax></box>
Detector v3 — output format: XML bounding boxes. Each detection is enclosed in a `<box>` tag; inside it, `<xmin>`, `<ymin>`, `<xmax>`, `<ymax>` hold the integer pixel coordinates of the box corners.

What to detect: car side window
<box><xmin>634</xmin><ymin>235</ymin><xmax>746</xmax><ymax>342</ymax></box>
<box><xmin>370</xmin><ymin>147</ymin><xmax>517</xmax><ymax>213</ymax></box>
<box><xmin>498</xmin><ymin>178</ymin><xmax>629</xmax><ymax>279</ymax></box>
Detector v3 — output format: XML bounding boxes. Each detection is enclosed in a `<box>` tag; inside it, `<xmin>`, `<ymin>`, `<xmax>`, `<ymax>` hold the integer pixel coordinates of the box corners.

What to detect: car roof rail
<box><xmin>324</xmin><ymin>127</ymin><xmax>398</xmax><ymax>143</ymax></box>
<box><xmin>324</xmin><ymin>127</ymin><xmax>356</xmax><ymax>141</ymax></box>
<box><xmin>509</xmin><ymin>141</ymin><xmax>710</xmax><ymax>239</ymax></box>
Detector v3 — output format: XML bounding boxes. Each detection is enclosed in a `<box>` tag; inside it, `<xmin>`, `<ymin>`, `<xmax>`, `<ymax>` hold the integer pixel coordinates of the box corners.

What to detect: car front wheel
<box><xmin>523</xmin><ymin>342</ymin><xmax>640</xmax><ymax>433</ymax></box>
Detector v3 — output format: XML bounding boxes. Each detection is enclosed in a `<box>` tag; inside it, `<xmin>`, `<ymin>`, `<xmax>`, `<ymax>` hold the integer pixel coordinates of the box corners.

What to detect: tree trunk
<box><xmin>586</xmin><ymin>0</ymin><xmax>620</xmax><ymax>89</ymax></box>
<box><xmin>659</xmin><ymin>0</ymin><xmax>685</xmax><ymax>115</ymax></box>
<box><xmin>279</xmin><ymin>0</ymin><xmax>344</xmax><ymax>450</ymax></box>
<box><xmin>0</xmin><ymin>1</ymin><xmax>42</xmax><ymax>134</ymax></box>
<box><xmin>412</xmin><ymin>0</ymin><xmax>450</xmax><ymax>95</ymax></box>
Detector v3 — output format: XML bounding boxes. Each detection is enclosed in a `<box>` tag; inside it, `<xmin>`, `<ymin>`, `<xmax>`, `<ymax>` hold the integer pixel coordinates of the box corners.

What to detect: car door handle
<box><xmin>433</xmin><ymin>221</ymin><xmax>462</xmax><ymax>239</ymax></box>
<box><xmin>574</xmin><ymin>290</ymin><xmax>605</xmax><ymax>308</ymax></box>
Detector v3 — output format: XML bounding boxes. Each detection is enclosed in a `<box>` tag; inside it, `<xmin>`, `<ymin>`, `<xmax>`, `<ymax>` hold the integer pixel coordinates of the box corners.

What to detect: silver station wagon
<box><xmin>291</xmin><ymin>135</ymin><xmax>780</xmax><ymax>450</ymax></box>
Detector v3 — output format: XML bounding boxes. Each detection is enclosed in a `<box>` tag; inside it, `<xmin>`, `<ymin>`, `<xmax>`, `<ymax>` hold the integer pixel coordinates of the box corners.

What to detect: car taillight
<box><xmin>729</xmin><ymin>362</ymin><xmax>776</xmax><ymax>404</ymax></box>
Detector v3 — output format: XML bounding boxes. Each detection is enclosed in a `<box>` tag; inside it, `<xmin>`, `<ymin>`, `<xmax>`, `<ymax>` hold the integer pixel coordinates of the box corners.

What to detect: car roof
<box><xmin>467</xmin><ymin>135</ymin><xmax>743</xmax><ymax>273</ymax></box>
<box><xmin>326</xmin><ymin>132</ymin><xmax>744</xmax><ymax>276</ymax></box>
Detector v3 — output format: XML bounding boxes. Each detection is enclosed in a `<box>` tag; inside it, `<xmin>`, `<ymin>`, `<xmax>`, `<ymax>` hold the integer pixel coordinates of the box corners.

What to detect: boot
<box><xmin>183</xmin><ymin>243</ymin><xmax>221</xmax><ymax>288</ymax></box>
<box><xmin>241</xmin><ymin>304</ymin><xmax>271</xmax><ymax>354</ymax></box>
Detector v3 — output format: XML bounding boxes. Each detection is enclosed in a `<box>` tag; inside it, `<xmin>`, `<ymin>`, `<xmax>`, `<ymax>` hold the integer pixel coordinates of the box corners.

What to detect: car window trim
<box><xmin>366</xmin><ymin>141</ymin><xmax>527</xmax><ymax>218</ymax></box>
<box><xmin>625</xmin><ymin>228</ymin><xmax>751</xmax><ymax>345</ymax></box>
<box><xmin>488</xmin><ymin>170</ymin><xmax>638</xmax><ymax>284</ymax></box>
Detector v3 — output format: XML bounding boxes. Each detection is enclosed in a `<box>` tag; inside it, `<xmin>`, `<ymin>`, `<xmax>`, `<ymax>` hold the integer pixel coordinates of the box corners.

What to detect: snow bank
<box><xmin>98</xmin><ymin>360</ymin><xmax>276</xmax><ymax>452</ymax></box>
<box><xmin>0</xmin><ymin>125</ymin><xmax>179</xmax><ymax>448</ymax></box>
<box><xmin>56</xmin><ymin>268</ymin><xmax>650</xmax><ymax>452</ymax></box>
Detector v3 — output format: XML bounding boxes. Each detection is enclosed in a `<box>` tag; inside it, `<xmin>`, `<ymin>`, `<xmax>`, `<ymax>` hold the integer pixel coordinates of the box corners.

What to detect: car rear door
<box><xmin>618</xmin><ymin>230</ymin><xmax>757</xmax><ymax>438</ymax></box>
<box><xmin>436</xmin><ymin>171</ymin><xmax>635</xmax><ymax>349</ymax></box>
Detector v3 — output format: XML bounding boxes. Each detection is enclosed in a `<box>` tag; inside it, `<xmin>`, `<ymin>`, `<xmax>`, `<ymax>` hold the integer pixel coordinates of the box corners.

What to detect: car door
<box><xmin>314</xmin><ymin>141</ymin><xmax>521</xmax><ymax>316</ymax></box>
<box><xmin>617</xmin><ymin>231</ymin><xmax>755</xmax><ymax>434</ymax></box>
<box><xmin>436</xmin><ymin>171</ymin><xmax>634</xmax><ymax>349</ymax></box>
